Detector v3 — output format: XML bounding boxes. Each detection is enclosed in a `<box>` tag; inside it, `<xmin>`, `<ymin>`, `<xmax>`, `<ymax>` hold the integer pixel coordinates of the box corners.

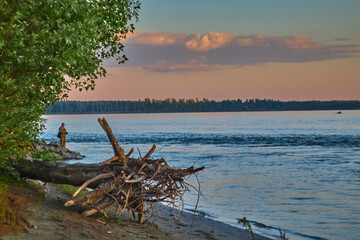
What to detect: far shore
<box><xmin>46</xmin><ymin>99</ymin><xmax>360</xmax><ymax>115</ymax></box>
<box><xmin>44</xmin><ymin>108</ymin><xmax>359</xmax><ymax>115</ymax></box>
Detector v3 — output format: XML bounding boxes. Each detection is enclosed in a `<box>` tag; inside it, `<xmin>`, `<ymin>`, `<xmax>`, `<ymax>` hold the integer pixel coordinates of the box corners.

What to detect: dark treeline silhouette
<box><xmin>46</xmin><ymin>98</ymin><xmax>360</xmax><ymax>114</ymax></box>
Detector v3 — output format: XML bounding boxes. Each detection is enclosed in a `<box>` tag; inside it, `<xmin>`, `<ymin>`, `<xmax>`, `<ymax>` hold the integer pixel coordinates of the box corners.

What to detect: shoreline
<box><xmin>46</xmin><ymin>99</ymin><xmax>360</xmax><ymax>115</ymax></box>
<box><xmin>43</xmin><ymin>109</ymin><xmax>360</xmax><ymax>115</ymax></box>
<box><xmin>2</xmin><ymin>182</ymin><xmax>272</xmax><ymax>240</ymax></box>
<box><xmin>154</xmin><ymin>203</ymin><xmax>273</xmax><ymax>240</ymax></box>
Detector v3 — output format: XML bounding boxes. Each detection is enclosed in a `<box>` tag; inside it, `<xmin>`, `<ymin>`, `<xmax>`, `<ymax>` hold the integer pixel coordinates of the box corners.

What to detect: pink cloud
<box><xmin>126</xmin><ymin>31</ymin><xmax>325</xmax><ymax>51</ymax></box>
<box><xmin>236</xmin><ymin>35</ymin><xmax>269</xmax><ymax>47</ymax></box>
<box><xmin>105</xmin><ymin>31</ymin><xmax>360</xmax><ymax>72</ymax></box>
<box><xmin>143</xmin><ymin>60</ymin><xmax>168</xmax><ymax>71</ymax></box>
<box><xmin>280</xmin><ymin>35</ymin><xmax>322</xmax><ymax>49</ymax></box>
<box><xmin>185</xmin><ymin>32</ymin><xmax>235</xmax><ymax>52</ymax></box>
<box><xmin>125</xmin><ymin>31</ymin><xmax>186</xmax><ymax>46</ymax></box>
<box><xmin>144</xmin><ymin>59</ymin><xmax>218</xmax><ymax>72</ymax></box>
<box><xmin>126</xmin><ymin>31</ymin><xmax>236</xmax><ymax>51</ymax></box>
<box><xmin>236</xmin><ymin>35</ymin><xmax>321</xmax><ymax>49</ymax></box>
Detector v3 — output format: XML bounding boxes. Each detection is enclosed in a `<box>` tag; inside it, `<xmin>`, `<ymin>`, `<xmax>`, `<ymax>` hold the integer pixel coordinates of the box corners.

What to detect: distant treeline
<box><xmin>46</xmin><ymin>99</ymin><xmax>360</xmax><ymax>114</ymax></box>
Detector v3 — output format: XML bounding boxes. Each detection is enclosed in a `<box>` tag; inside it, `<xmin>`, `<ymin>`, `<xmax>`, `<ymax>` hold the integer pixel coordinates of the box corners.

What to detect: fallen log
<box><xmin>16</xmin><ymin>117</ymin><xmax>205</xmax><ymax>224</ymax></box>
<box><xmin>16</xmin><ymin>159</ymin><xmax>105</xmax><ymax>187</ymax></box>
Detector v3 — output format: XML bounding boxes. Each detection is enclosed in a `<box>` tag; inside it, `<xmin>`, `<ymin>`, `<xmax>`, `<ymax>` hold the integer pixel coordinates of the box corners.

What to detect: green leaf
<box><xmin>0</xmin><ymin>0</ymin><xmax>141</xmax><ymax>175</ymax></box>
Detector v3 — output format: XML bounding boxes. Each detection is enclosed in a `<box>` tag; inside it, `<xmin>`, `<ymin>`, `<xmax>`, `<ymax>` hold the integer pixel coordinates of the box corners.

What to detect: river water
<box><xmin>42</xmin><ymin>111</ymin><xmax>360</xmax><ymax>240</ymax></box>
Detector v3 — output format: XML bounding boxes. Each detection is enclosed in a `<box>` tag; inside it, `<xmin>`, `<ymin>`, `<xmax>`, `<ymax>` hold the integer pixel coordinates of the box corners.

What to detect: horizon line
<box><xmin>63</xmin><ymin>98</ymin><xmax>360</xmax><ymax>102</ymax></box>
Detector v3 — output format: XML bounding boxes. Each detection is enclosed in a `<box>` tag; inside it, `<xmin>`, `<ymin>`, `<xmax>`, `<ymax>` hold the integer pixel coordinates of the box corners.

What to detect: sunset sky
<box><xmin>69</xmin><ymin>0</ymin><xmax>360</xmax><ymax>101</ymax></box>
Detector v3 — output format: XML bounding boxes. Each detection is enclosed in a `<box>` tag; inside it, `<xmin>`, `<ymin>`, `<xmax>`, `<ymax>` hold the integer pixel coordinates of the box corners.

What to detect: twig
<box><xmin>73</xmin><ymin>172</ymin><xmax>113</xmax><ymax>197</ymax></box>
<box><xmin>192</xmin><ymin>173</ymin><xmax>201</xmax><ymax>227</ymax></box>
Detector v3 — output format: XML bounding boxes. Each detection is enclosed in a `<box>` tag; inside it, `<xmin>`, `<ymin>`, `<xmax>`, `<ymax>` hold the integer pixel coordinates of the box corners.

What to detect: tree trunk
<box><xmin>15</xmin><ymin>158</ymin><xmax>111</xmax><ymax>188</ymax></box>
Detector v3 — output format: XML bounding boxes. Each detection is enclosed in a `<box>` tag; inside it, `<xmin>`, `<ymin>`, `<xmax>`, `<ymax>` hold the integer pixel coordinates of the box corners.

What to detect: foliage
<box><xmin>47</xmin><ymin>99</ymin><xmax>360</xmax><ymax>114</ymax></box>
<box><xmin>55</xmin><ymin>184</ymin><xmax>89</xmax><ymax>197</ymax></box>
<box><xmin>0</xmin><ymin>163</ymin><xmax>21</xmax><ymax>183</ymax></box>
<box><xmin>0</xmin><ymin>0</ymin><xmax>140</xmax><ymax>173</ymax></box>
<box><xmin>31</xmin><ymin>149</ymin><xmax>62</xmax><ymax>162</ymax></box>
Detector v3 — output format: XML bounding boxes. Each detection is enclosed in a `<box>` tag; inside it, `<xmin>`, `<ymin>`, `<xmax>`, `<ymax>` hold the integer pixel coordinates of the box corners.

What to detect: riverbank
<box><xmin>46</xmin><ymin>99</ymin><xmax>360</xmax><ymax>115</ymax></box>
<box><xmin>1</xmin><ymin>182</ymin><xmax>271</xmax><ymax>240</ymax></box>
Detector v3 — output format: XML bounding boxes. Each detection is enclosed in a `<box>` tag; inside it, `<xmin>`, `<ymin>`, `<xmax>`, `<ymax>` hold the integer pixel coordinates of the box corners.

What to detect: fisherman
<box><xmin>58</xmin><ymin>123</ymin><xmax>68</xmax><ymax>147</ymax></box>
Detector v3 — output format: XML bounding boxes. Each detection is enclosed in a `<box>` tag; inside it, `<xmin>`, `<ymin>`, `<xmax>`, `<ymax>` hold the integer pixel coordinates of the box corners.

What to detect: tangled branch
<box><xmin>65</xmin><ymin>117</ymin><xmax>205</xmax><ymax>223</ymax></box>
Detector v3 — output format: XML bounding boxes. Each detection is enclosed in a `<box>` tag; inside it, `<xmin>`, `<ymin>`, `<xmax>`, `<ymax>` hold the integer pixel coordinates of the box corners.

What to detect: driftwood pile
<box><xmin>64</xmin><ymin>118</ymin><xmax>205</xmax><ymax>223</ymax></box>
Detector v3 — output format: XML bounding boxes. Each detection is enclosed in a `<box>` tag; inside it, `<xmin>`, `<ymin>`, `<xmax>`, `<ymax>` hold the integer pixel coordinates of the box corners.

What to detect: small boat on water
<box><xmin>336</xmin><ymin>111</ymin><xmax>342</xmax><ymax>114</ymax></box>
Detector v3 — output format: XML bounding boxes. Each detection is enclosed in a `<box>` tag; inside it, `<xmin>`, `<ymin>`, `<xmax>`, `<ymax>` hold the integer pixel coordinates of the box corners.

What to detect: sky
<box><xmin>69</xmin><ymin>0</ymin><xmax>360</xmax><ymax>101</ymax></box>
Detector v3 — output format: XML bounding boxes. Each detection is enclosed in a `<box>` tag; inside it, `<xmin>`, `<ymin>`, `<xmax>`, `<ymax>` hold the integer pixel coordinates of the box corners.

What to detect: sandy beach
<box><xmin>1</xmin><ymin>182</ymin><xmax>271</xmax><ymax>240</ymax></box>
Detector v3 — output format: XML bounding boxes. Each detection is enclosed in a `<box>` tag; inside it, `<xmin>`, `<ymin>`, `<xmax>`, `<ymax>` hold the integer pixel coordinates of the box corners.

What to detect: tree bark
<box><xmin>15</xmin><ymin>158</ymin><xmax>204</xmax><ymax>187</ymax></box>
<box><xmin>98</xmin><ymin>118</ymin><xmax>127</xmax><ymax>167</ymax></box>
<box><xmin>15</xmin><ymin>158</ymin><xmax>114</xmax><ymax>188</ymax></box>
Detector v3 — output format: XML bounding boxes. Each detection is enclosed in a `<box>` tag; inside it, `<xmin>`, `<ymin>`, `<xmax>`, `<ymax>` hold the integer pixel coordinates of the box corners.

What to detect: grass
<box><xmin>238</xmin><ymin>216</ymin><xmax>290</xmax><ymax>240</ymax></box>
<box><xmin>27</xmin><ymin>180</ymin><xmax>46</xmax><ymax>200</ymax></box>
<box><xmin>238</xmin><ymin>217</ymin><xmax>256</xmax><ymax>240</ymax></box>
<box><xmin>0</xmin><ymin>181</ymin><xmax>20</xmax><ymax>234</ymax></box>
<box><xmin>279</xmin><ymin>229</ymin><xmax>289</xmax><ymax>240</ymax></box>
<box><xmin>51</xmin><ymin>210</ymin><xmax>62</xmax><ymax>222</ymax></box>
<box><xmin>0</xmin><ymin>181</ymin><xmax>7</xmax><ymax>193</ymax></box>
<box><xmin>0</xmin><ymin>197</ymin><xmax>6</xmax><ymax>221</ymax></box>
<box><xmin>54</xmin><ymin>184</ymin><xmax>89</xmax><ymax>197</ymax></box>
<box><xmin>0</xmin><ymin>182</ymin><xmax>9</xmax><ymax>222</ymax></box>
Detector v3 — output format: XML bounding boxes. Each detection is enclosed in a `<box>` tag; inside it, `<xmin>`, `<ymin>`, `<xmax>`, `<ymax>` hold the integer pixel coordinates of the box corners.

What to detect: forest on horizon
<box><xmin>46</xmin><ymin>99</ymin><xmax>360</xmax><ymax>114</ymax></box>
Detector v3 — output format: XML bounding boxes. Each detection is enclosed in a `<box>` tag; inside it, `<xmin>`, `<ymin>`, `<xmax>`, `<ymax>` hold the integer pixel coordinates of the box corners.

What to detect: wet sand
<box><xmin>2</xmin><ymin>183</ymin><xmax>271</xmax><ymax>240</ymax></box>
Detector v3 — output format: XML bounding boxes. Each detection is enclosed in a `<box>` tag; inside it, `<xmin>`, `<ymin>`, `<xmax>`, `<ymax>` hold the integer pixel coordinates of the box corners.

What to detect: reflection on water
<box><xmin>42</xmin><ymin>111</ymin><xmax>360</xmax><ymax>240</ymax></box>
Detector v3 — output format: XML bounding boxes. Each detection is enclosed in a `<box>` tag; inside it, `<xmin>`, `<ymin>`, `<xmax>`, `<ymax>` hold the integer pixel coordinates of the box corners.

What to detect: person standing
<box><xmin>58</xmin><ymin>123</ymin><xmax>68</xmax><ymax>147</ymax></box>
